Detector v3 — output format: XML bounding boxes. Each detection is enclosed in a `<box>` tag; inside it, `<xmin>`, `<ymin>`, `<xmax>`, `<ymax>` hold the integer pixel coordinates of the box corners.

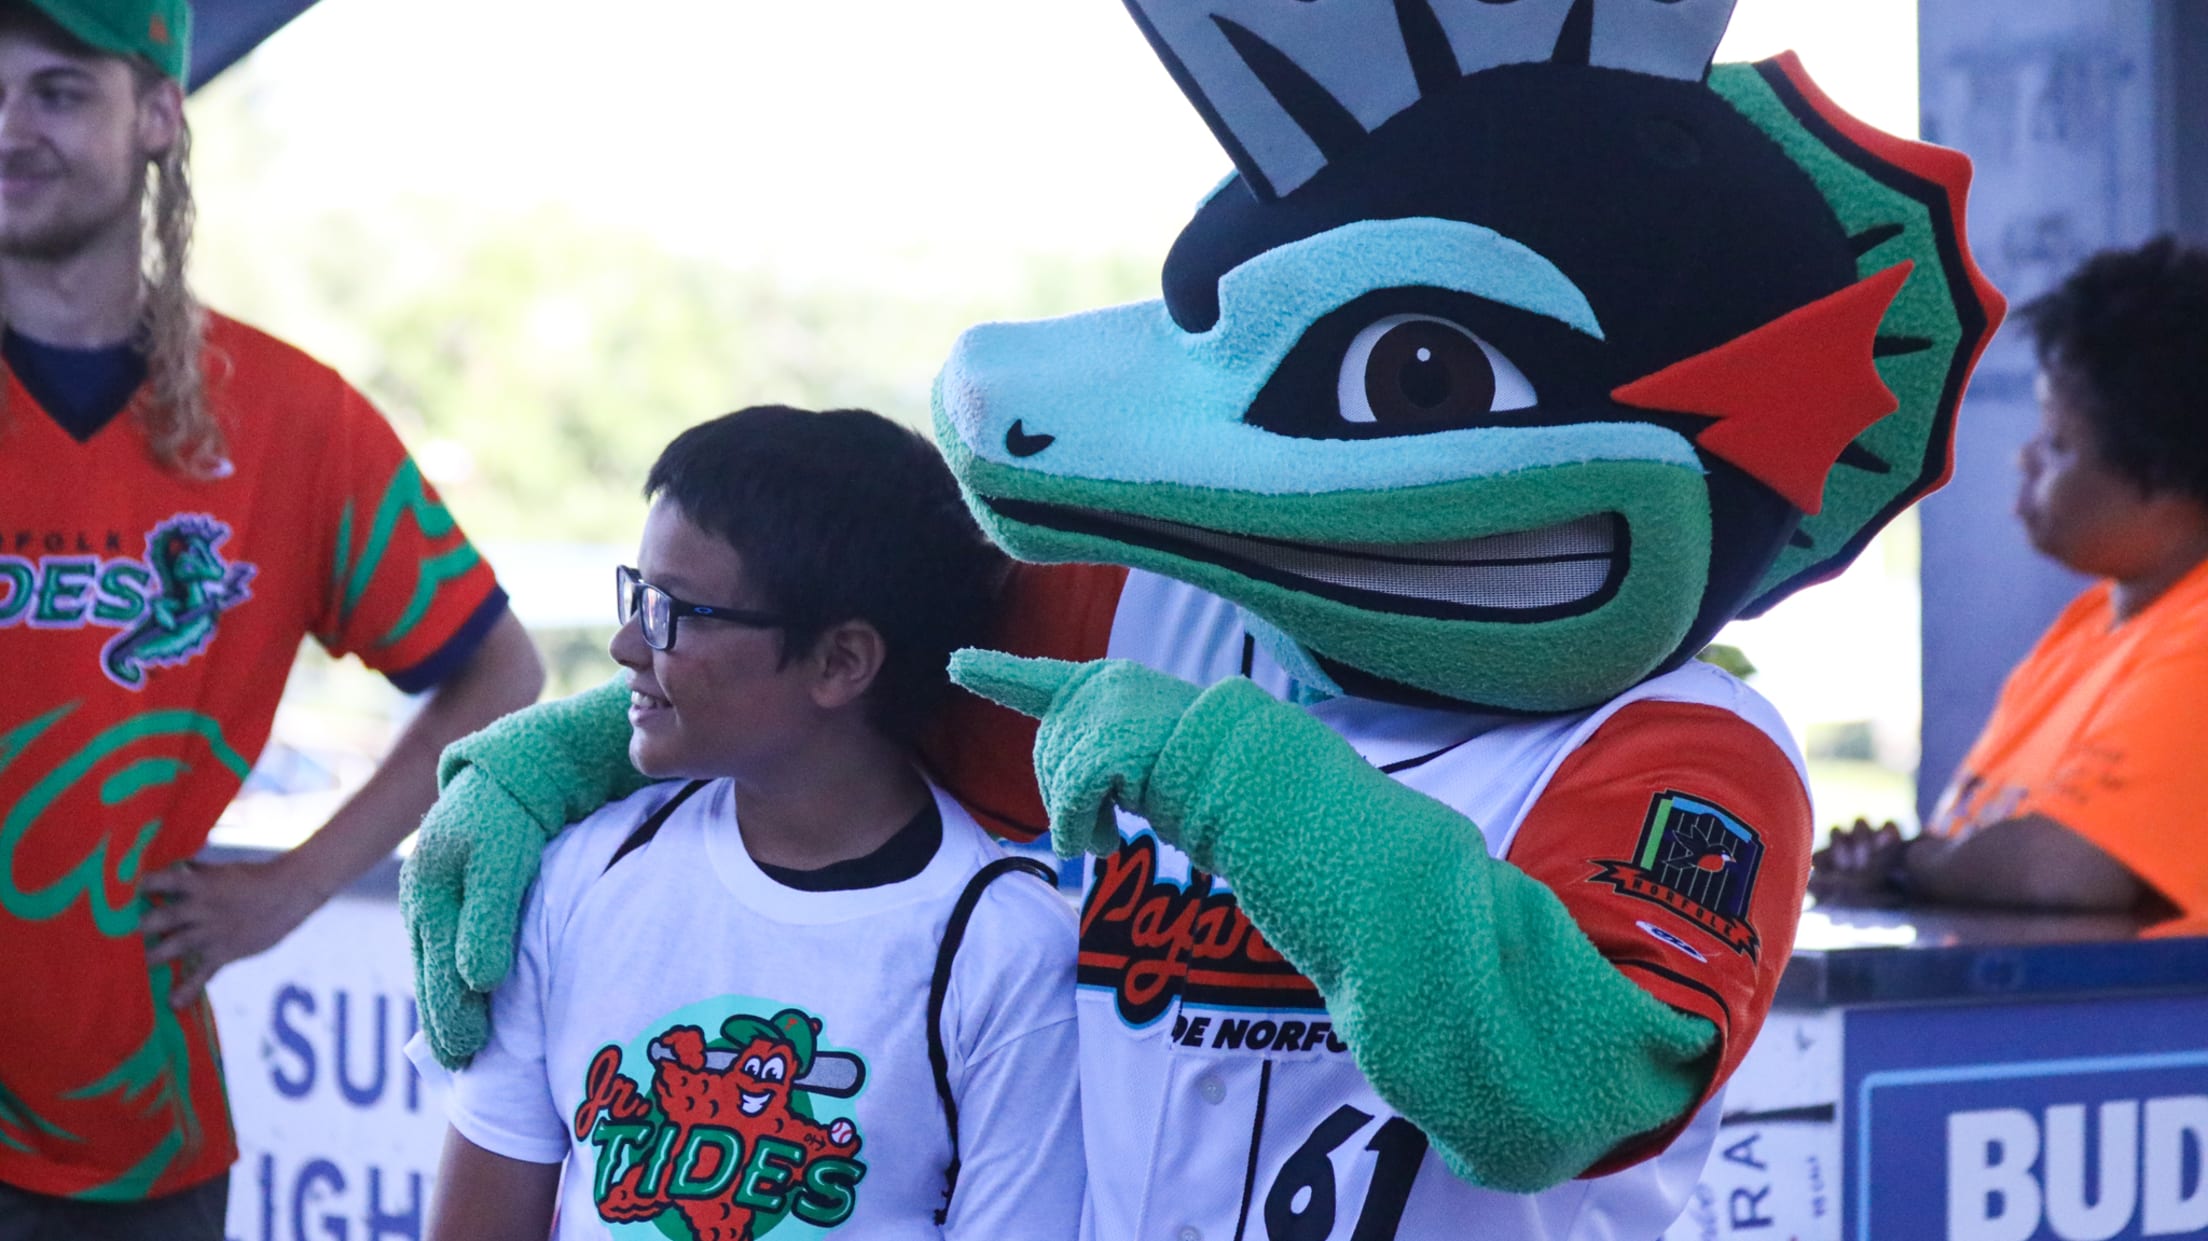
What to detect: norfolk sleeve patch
<box><xmin>1587</xmin><ymin>791</ymin><xmax>1767</xmax><ymax>962</ymax></box>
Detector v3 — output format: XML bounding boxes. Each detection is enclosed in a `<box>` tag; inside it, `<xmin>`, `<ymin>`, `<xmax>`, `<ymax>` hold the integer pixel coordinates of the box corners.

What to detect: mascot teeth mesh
<box><xmin>403</xmin><ymin>1</ymin><xmax>2002</xmax><ymax>1237</ymax></box>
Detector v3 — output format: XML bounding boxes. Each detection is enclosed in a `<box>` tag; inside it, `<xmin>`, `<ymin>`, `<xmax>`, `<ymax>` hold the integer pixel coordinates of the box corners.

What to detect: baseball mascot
<box><xmin>404</xmin><ymin>1</ymin><xmax>2001</xmax><ymax>1236</ymax></box>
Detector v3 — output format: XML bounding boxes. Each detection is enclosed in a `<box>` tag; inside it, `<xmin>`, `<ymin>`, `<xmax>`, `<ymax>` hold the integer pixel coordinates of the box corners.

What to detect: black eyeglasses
<box><xmin>615</xmin><ymin>565</ymin><xmax>785</xmax><ymax>652</ymax></box>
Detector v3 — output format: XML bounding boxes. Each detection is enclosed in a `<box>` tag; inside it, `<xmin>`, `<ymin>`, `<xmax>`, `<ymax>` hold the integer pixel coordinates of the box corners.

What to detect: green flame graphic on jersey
<box><xmin>0</xmin><ymin>704</ymin><xmax>247</xmax><ymax>1197</ymax></box>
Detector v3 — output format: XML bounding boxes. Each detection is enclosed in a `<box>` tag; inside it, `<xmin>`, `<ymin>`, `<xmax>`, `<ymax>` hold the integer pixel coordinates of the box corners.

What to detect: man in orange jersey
<box><xmin>0</xmin><ymin>1</ymin><xmax>544</xmax><ymax>1234</ymax></box>
<box><xmin>1818</xmin><ymin>238</ymin><xmax>2208</xmax><ymax>933</ymax></box>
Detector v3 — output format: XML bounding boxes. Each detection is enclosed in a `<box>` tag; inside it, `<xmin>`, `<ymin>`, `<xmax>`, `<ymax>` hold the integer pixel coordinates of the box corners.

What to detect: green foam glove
<box><xmin>959</xmin><ymin>650</ymin><xmax>1717</xmax><ymax>1191</ymax></box>
<box><xmin>401</xmin><ymin>765</ymin><xmax>540</xmax><ymax>1068</ymax></box>
<box><xmin>432</xmin><ymin>674</ymin><xmax>651</xmax><ymax>837</ymax></box>
<box><xmin>949</xmin><ymin>650</ymin><xmax>1201</xmax><ymax>859</ymax></box>
<box><xmin>400</xmin><ymin>675</ymin><xmax>648</xmax><ymax>1067</ymax></box>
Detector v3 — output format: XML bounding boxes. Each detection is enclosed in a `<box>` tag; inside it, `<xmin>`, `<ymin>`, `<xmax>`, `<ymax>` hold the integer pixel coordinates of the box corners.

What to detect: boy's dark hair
<box><xmin>2021</xmin><ymin>235</ymin><xmax>2208</xmax><ymax>503</ymax></box>
<box><xmin>644</xmin><ymin>406</ymin><xmax>1008</xmax><ymax>741</ymax></box>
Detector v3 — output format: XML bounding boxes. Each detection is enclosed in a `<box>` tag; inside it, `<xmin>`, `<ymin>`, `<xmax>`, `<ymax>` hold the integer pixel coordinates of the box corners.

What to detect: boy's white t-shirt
<box><xmin>446</xmin><ymin>777</ymin><xmax>1083</xmax><ymax>1240</ymax></box>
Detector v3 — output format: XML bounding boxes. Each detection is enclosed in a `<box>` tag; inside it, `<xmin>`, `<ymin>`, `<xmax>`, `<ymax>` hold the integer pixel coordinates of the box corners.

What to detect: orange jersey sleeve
<box><xmin>1503</xmin><ymin>698</ymin><xmax>1811</xmax><ymax>1174</ymax></box>
<box><xmin>306</xmin><ymin>380</ymin><xmax>504</xmax><ymax>690</ymax></box>
<box><xmin>918</xmin><ymin>560</ymin><xmax>1128</xmax><ymax>840</ymax></box>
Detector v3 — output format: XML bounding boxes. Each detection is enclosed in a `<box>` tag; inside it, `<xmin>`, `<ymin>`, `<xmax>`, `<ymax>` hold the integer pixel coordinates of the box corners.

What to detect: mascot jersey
<box><xmin>936</xmin><ymin>566</ymin><xmax>1808</xmax><ymax>1241</ymax></box>
<box><xmin>0</xmin><ymin>313</ymin><xmax>506</xmax><ymax>1201</ymax></box>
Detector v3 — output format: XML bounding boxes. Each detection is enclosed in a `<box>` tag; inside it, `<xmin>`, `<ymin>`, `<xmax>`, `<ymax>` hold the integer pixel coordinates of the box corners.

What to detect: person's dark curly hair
<box><xmin>2021</xmin><ymin>236</ymin><xmax>2208</xmax><ymax>503</ymax></box>
<box><xmin>645</xmin><ymin>406</ymin><xmax>1009</xmax><ymax>742</ymax></box>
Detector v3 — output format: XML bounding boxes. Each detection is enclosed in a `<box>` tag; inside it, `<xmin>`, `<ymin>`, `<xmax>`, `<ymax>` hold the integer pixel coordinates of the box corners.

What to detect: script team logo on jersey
<box><xmin>1588</xmin><ymin>791</ymin><xmax>1766</xmax><ymax>961</ymax></box>
<box><xmin>0</xmin><ymin>513</ymin><xmax>256</xmax><ymax>690</ymax></box>
<box><xmin>1079</xmin><ymin>834</ymin><xmax>1324</xmax><ymax>1026</ymax></box>
<box><xmin>574</xmin><ymin>1003</ymin><xmax>869</xmax><ymax>1240</ymax></box>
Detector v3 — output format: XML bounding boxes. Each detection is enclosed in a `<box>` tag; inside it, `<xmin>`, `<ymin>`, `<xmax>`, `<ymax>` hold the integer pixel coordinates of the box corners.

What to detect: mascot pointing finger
<box><xmin>404</xmin><ymin>2</ymin><xmax>2001</xmax><ymax>1237</ymax></box>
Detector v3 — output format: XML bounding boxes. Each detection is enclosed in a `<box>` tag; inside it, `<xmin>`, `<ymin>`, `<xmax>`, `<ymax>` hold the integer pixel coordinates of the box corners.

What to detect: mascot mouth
<box><xmin>987</xmin><ymin>498</ymin><xmax>1627</xmax><ymax>621</ymax></box>
<box><xmin>739</xmin><ymin>1090</ymin><xmax>772</xmax><ymax>1115</ymax></box>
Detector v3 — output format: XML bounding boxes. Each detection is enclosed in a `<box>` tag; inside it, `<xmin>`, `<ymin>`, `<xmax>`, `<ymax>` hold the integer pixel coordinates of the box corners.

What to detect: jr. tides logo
<box><xmin>0</xmin><ymin>514</ymin><xmax>255</xmax><ymax>690</ymax></box>
<box><xmin>1079</xmin><ymin>834</ymin><xmax>1323</xmax><ymax>1026</ymax></box>
<box><xmin>1588</xmin><ymin>791</ymin><xmax>1766</xmax><ymax>961</ymax></box>
<box><xmin>575</xmin><ymin>1006</ymin><xmax>868</xmax><ymax>1240</ymax></box>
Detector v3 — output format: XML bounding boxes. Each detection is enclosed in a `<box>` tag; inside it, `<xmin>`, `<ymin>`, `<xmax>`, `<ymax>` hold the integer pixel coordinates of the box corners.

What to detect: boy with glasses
<box><xmin>422</xmin><ymin>406</ymin><xmax>1083</xmax><ymax>1240</ymax></box>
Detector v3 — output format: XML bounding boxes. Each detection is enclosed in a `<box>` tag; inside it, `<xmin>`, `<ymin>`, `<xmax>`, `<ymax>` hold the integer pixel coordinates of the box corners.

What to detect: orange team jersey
<box><xmin>1931</xmin><ymin>558</ymin><xmax>2208</xmax><ymax>934</ymax></box>
<box><xmin>924</xmin><ymin>565</ymin><xmax>1811</xmax><ymax>1176</ymax></box>
<box><xmin>0</xmin><ymin>313</ymin><xmax>506</xmax><ymax>1201</ymax></box>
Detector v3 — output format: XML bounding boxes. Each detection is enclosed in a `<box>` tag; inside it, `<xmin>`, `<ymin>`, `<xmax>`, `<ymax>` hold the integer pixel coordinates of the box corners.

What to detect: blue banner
<box><xmin>1845</xmin><ymin>996</ymin><xmax>2208</xmax><ymax>1241</ymax></box>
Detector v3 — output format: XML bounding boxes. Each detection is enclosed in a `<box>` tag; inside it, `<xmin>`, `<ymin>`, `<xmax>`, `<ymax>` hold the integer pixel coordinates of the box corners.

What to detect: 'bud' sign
<box><xmin>1847</xmin><ymin>998</ymin><xmax>2208</xmax><ymax>1241</ymax></box>
<box><xmin>1949</xmin><ymin>1095</ymin><xmax>2208</xmax><ymax>1239</ymax></box>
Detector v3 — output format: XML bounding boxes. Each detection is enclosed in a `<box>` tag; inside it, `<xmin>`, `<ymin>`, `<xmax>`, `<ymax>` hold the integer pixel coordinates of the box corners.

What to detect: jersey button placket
<box><xmin>1197</xmin><ymin>1073</ymin><xmax>1226</xmax><ymax>1105</ymax></box>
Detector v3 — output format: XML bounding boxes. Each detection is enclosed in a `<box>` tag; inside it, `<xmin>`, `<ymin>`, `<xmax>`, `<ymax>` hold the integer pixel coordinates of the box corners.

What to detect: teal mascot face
<box><xmin>935</xmin><ymin>0</ymin><xmax>2003</xmax><ymax>713</ymax></box>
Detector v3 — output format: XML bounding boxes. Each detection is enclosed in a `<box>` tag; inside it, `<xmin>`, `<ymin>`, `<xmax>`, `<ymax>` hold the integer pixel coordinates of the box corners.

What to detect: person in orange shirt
<box><xmin>0</xmin><ymin>0</ymin><xmax>544</xmax><ymax>1234</ymax></box>
<box><xmin>1816</xmin><ymin>237</ymin><xmax>2208</xmax><ymax>930</ymax></box>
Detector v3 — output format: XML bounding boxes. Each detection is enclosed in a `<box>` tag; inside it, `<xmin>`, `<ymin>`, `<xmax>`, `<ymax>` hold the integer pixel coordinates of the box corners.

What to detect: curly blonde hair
<box><xmin>133</xmin><ymin>112</ymin><xmax>218</xmax><ymax>476</ymax></box>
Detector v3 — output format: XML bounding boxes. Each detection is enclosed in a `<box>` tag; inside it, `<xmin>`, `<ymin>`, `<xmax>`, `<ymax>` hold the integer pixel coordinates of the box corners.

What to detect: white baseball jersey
<box><xmin>1075</xmin><ymin>571</ymin><xmax>1811</xmax><ymax>1241</ymax></box>
<box><xmin>446</xmin><ymin>777</ymin><xmax>1084</xmax><ymax>1240</ymax></box>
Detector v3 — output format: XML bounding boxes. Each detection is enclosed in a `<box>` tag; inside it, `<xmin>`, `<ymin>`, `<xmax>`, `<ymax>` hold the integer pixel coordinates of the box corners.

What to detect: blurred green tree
<box><xmin>186</xmin><ymin>62</ymin><xmax>1155</xmax><ymax>548</ymax></box>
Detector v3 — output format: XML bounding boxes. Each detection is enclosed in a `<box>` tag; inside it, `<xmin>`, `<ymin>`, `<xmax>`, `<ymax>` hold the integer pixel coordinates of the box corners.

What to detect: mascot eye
<box><xmin>1336</xmin><ymin>314</ymin><xmax>1536</xmax><ymax>426</ymax></box>
<box><xmin>762</xmin><ymin>1056</ymin><xmax>787</xmax><ymax>1083</ymax></box>
<box><xmin>741</xmin><ymin>1055</ymin><xmax>764</xmax><ymax>1077</ymax></box>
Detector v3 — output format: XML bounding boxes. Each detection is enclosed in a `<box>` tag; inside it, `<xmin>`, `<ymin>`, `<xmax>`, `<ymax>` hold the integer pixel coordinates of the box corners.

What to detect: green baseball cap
<box><xmin>721</xmin><ymin>1009</ymin><xmax>821</xmax><ymax>1076</ymax></box>
<box><xmin>18</xmin><ymin>0</ymin><xmax>191</xmax><ymax>85</ymax></box>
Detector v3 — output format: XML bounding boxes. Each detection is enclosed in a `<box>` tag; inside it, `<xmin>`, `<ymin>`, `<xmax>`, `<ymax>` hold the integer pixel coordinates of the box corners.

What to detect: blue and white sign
<box><xmin>1846</xmin><ymin>996</ymin><xmax>2208</xmax><ymax>1241</ymax></box>
<box><xmin>208</xmin><ymin>892</ymin><xmax>448</xmax><ymax>1241</ymax></box>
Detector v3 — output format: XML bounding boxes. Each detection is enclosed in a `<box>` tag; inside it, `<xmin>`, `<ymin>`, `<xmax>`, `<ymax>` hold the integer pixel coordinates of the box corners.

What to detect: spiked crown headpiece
<box><xmin>1128</xmin><ymin>0</ymin><xmax>1739</xmax><ymax>200</ymax></box>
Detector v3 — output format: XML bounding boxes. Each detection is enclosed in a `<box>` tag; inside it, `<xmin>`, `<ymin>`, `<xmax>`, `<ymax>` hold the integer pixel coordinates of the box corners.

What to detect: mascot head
<box><xmin>936</xmin><ymin>0</ymin><xmax>2003</xmax><ymax>713</ymax></box>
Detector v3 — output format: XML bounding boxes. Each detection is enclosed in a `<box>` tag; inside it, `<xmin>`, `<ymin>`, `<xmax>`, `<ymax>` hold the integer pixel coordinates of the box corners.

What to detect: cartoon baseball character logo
<box><xmin>574</xmin><ymin>1004</ymin><xmax>868</xmax><ymax>1240</ymax></box>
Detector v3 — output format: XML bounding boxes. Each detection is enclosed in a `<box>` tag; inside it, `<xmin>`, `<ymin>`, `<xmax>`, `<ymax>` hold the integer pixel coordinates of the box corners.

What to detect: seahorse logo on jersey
<box><xmin>1588</xmin><ymin>791</ymin><xmax>1766</xmax><ymax>961</ymax></box>
<box><xmin>101</xmin><ymin>516</ymin><xmax>255</xmax><ymax>689</ymax></box>
<box><xmin>574</xmin><ymin>1002</ymin><xmax>869</xmax><ymax>1240</ymax></box>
